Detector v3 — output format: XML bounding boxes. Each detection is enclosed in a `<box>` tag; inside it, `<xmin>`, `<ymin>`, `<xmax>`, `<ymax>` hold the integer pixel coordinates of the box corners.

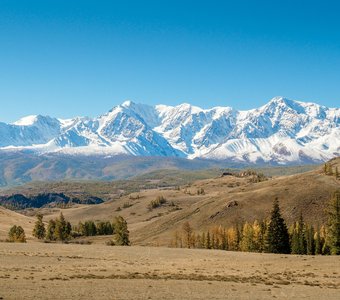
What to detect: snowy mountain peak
<box><xmin>2</xmin><ymin>97</ymin><xmax>339</xmax><ymax>164</ymax></box>
<box><xmin>268</xmin><ymin>96</ymin><xmax>288</xmax><ymax>104</ymax></box>
<box><xmin>121</xmin><ymin>100</ymin><xmax>134</xmax><ymax>107</ymax></box>
<box><xmin>12</xmin><ymin>115</ymin><xmax>39</xmax><ymax>126</ymax></box>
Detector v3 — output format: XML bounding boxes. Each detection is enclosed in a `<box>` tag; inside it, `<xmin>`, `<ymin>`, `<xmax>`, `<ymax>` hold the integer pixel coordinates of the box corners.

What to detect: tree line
<box><xmin>8</xmin><ymin>213</ymin><xmax>130</xmax><ymax>246</ymax></box>
<box><xmin>173</xmin><ymin>192</ymin><xmax>340</xmax><ymax>255</ymax></box>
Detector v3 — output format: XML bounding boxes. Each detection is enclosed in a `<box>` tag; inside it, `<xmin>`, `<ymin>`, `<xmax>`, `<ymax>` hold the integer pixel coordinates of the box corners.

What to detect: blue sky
<box><xmin>1</xmin><ymin>0</ymin><xmax>339</xmax><ymax>122</ymax></box>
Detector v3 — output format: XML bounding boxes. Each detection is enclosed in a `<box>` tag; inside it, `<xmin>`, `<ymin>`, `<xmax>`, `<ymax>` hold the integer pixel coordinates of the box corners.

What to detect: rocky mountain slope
<box><xmin>1</xmin><ymin>97</ymin><xmax>339</xmax><ymax>164</ymax></box>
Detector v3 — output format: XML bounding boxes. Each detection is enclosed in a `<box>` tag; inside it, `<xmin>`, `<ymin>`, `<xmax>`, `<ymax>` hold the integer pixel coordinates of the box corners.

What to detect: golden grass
<box><xmin>0</xmin><ymin>243</ymin><xmax>339</xmax><ymax>299</ymax></box>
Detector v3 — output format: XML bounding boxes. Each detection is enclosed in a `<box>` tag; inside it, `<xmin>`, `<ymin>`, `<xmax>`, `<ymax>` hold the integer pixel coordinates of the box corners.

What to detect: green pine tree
<box><xmin>205</xmin><ymin>231</ymin><xmax>211</xmax><ymax>249</ymax></box>
<box><xmin>54</xmin><ymin>212</ymin><xmax>71</xmax><ymax>242</ymax></box>
<box><xmin>306</xmin><ymin>225</ymin><xmax>315</xmax><ymax>255</ymax></box>
<box><xmin>297</xmin><ymin>213</ymin><xmax>307</xmax><ymax>254</ymax></box>
<box><xmin>46</xmin><ymin>219</ymin><xmax>57</xmax><ymax>241</ymax></box>
<box><xmin>326</xmin><ymin>191</ymin><xmax>340</xmax><ymax>255</ymax></box>
<box><xmin>32</xmin><ymin>214</ymin><xmax>46</xmax><ymax>240</ymax></box>
<box><xmin>265</xmin><ymin>198</ymin><xmax>290</xmax><ymax>254</ymax></box>
<box><xmin>221</xmin><ymin>228</ymin><xmax>228</xmax><ymax>250</ymax></box>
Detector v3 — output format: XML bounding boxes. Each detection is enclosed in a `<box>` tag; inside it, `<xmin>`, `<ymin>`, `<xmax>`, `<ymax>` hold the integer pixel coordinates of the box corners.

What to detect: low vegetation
<box><xmin>148</xmin><ymin>195</ymin><xmax>167</xmax><ymax>210</ymax></box>
<box><xmin>236</xmin><ymin>170</ymin><xmax>268</xmax><ymax>183</ymax></box>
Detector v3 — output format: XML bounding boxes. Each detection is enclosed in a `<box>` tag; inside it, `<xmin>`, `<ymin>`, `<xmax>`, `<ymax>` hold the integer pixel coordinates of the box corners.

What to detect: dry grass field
<box><xmin>0</xmin><ymin>242</ymin><xmax>339</xmax><ymax>300</ymax></box>
<box><xmin>0</xmin><ymin>159</ymin><xmax>338</xmax><ymax>245</ymax></box>
<box><xmin>17</xmin><ymin>157</ymin><xmax>337</xmax><ymax>246</ymax></box>
<box><xmin>0</xmin><ymin>159</ymin><xmax>339</xmax><ymax>299</ymax></box>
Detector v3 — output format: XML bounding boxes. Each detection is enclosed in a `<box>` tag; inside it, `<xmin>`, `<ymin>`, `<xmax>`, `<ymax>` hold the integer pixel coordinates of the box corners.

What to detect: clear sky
<box><xmin>1</xmin><ymin>0</ymin><xmax>339</xmax><ymax>122</ymax></box>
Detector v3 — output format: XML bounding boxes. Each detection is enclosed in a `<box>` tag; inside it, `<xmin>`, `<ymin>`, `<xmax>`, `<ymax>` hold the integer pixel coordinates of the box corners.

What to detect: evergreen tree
<box><xmin>54</xmin><ymin>212</ymin><xmax>71</xmax><ymax>242</ymax></box>
<box><xmin>265</xmin><ymin>198</ymin><xmax>290</xmax><ymax>254</ymax></box>
<box><xmin>114</xmin><ymin>216</ymin><xmax>130</xmax><ymax>246</ymax></box>
<box><xmin>306</xmin><ymin>225</ymin><xmax>315</xmax><ymax>255</ymax></box>
<box><xmin>205</xmin><ymin>231</ymin><xmax>211</xmax><ymax>249</ymax></box>
<box><xmin>98</xmin><ymin>221</ymin><xmax>113</xmax><ymax>235</ymax></box>
<box><xmin>8</xmin><ymin>225</ymin><xmax>26</xmax><ymax>243</ymax></box>
<box><xmin>320</xmin><ymin>225</ymin><xmax>330</xmax><ymax>255</ymax></box>
<box><xmin>221</xmin><ymin>228</ymin><xmax>228</xmax><ymax>250</ymax></box>
<box><xmin>32</xmin><ymin>214</ymin><xmax>46</xmax><ymax>240</ymax></box>
<box><xmin>326</xmin><ymin>191</ymin><xmax>340</xmax><ymax>255</ymax></box>
<box><xmin>297</xmin><ymin>213</ymin><xmax>307</xmax><ymax>254</ymax></box>
<box><xmin>84</xmin><ymin>221</ymin><xmax>97</xmax><ymax>236</ymax></box>
<box><xmin>105</xmin><ymin>221</ymin><xmax>114</xmax><ymax>235</ymax></box>
<box><xmin>46</xmin><ymin>219</ymin><xmax>56</xmax><ymax>241</ymax></box>
<box><xmin>96</xmin><ymin>221</ymin><xmax>106</xmax><ymax>235</ymax></box>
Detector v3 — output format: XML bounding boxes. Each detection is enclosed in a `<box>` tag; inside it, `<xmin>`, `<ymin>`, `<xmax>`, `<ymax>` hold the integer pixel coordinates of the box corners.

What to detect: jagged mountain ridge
<box><xmin>1</xmin><ymin>97</ymin><xmax>339</xmax><ymax>164</ymax></box>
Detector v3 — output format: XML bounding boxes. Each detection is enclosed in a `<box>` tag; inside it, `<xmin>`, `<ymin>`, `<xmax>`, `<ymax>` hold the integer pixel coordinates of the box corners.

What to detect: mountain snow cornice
<box><xmin>1</xmin><ymin>97</ymin><xmax>339</xmax><ymax>164</ymax></box>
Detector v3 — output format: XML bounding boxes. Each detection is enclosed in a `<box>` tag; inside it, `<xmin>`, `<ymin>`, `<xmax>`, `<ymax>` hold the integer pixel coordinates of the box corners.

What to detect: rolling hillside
<box><xmin>29</xmin><ymin>157</ymin><xmax>339</xmax><ymax>246</ymax></box>
<box><xmin>0</xmin><ymin>207</ymin><xmax>36</xmax><ymax>240</ymax></box>
<box><xmin>0</xmin><ymin>158</ymin><xmax>338</xmax><ymax>245</ymax></box>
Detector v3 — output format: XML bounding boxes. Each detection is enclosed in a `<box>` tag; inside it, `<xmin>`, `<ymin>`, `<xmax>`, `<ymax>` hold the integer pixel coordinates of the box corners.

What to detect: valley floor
<box><xmin>0</xmin><ymin>243</ymin><xmax>339</xmax><ymax>299</ymax></box>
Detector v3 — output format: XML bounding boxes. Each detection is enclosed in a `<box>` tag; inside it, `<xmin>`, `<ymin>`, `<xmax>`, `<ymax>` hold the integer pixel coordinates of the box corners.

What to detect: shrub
<box><xmin>148</xmin><ymin>195</ymin><xmax>167</xmax><ymax>210</ymax></box>
<box><xmin>123</xmin><ymin>202</ymin><xmax>133</xmax><ymax>209</ymax></box>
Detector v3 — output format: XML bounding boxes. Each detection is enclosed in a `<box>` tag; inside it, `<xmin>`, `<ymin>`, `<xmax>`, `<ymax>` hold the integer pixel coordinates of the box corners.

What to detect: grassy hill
<box><xmin>0</xmin><ymin>206</ymin><xmax>36</xmax><ymax>240</ymax></box>
<box><xmin>0</xmin><ymin>158</ymin><xmax>338</xmax><ymax>246</ymax></box>
<box><xmin>9</xmin><ymin>157</ymin><xmax>334</xmax><ymax>247</ymax></box>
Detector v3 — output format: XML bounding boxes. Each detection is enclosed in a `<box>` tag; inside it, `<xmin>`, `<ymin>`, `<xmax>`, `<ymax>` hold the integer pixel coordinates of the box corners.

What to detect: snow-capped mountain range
<box><xmin>1</xmin><ymin>97</ymin><xmax>339</xmax><ymax>164</ymax></box>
